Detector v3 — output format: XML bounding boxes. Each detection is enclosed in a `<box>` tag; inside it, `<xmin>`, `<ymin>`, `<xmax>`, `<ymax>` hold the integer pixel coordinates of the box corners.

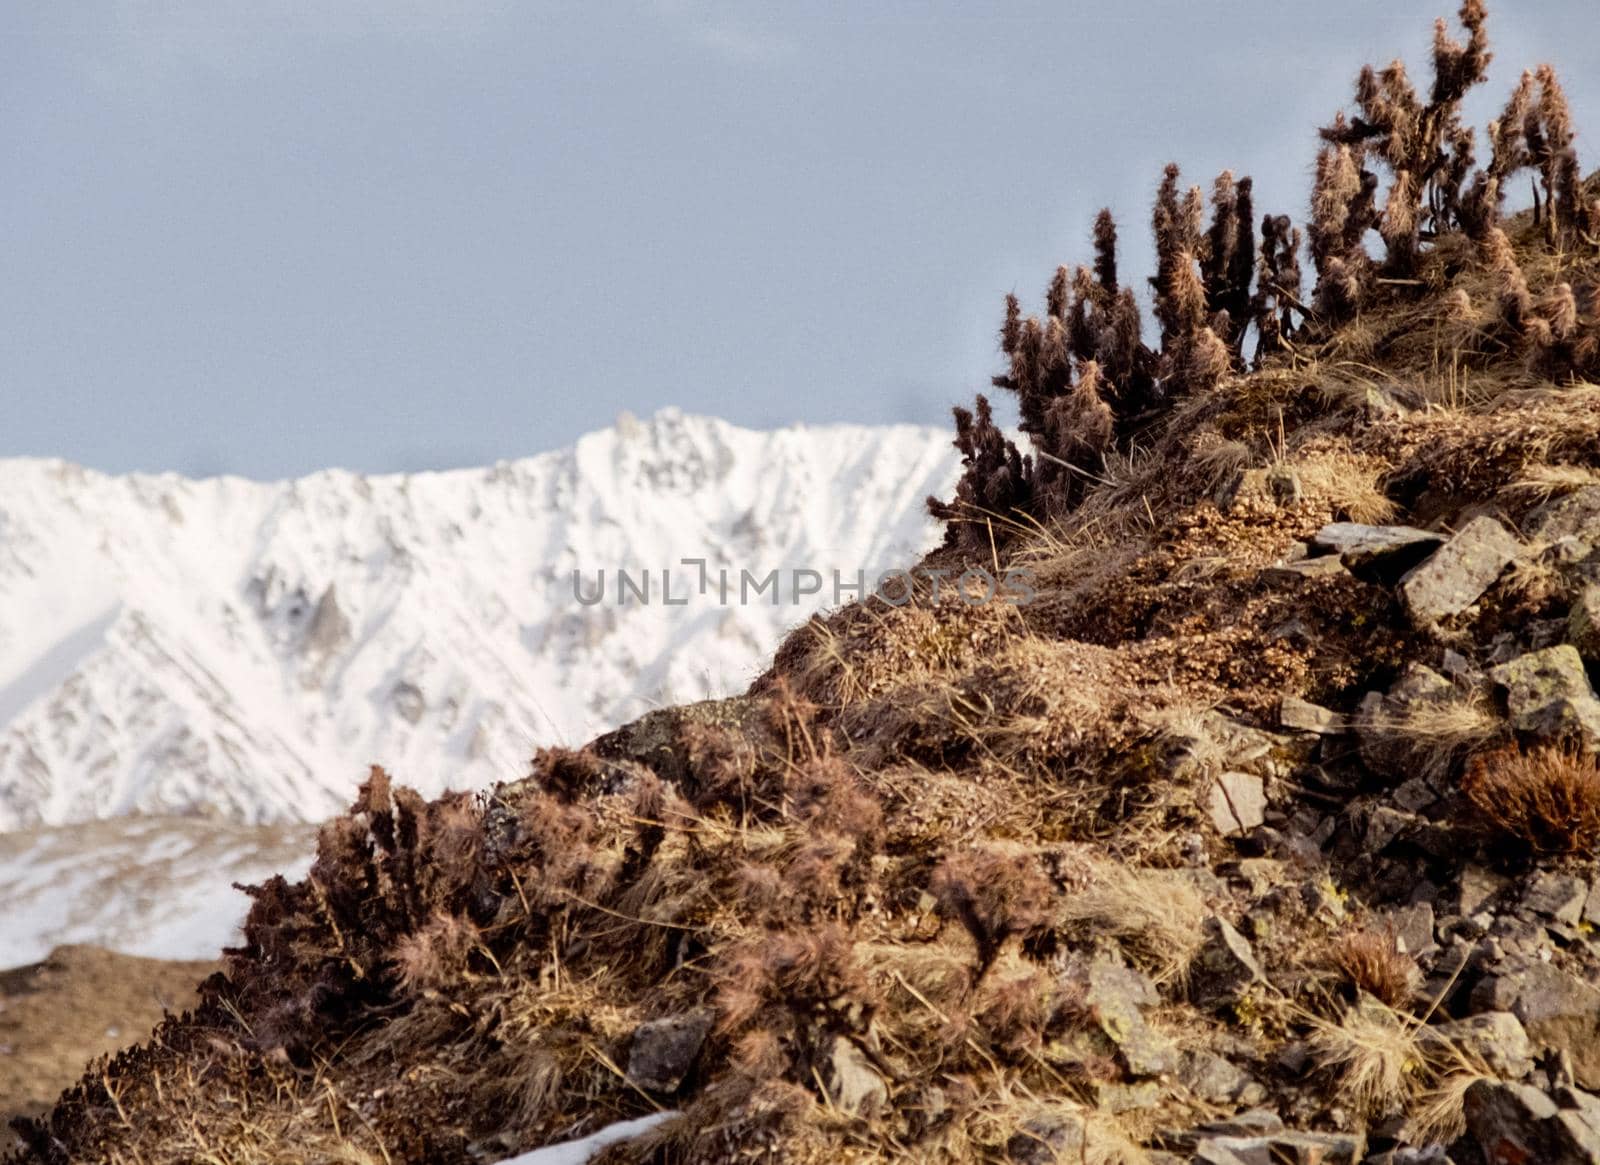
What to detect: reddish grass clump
<box><xmin>1331</xmin><ymin>927</ymin><xmax>1418</xmax><ymax>1008</ymax></box>
<box><xmin>1461</xmin><ymin>745</ymin><xmax>1600</xmax><ymax>858</ymax></box>
<box><xmin>931</xmin><ymin>848</ymin><xmax>1055</xmax><ymax>980</ymax></box>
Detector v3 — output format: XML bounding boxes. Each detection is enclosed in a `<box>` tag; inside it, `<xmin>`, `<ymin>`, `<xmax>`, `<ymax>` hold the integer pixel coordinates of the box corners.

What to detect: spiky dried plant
<box><xmin>1331</xmin><ymin>928</ymin><xmax>1419</xmax><ymax>1008</ymax></box>
<box><xmin>1532</xmin><ymin>64</ymin><xmax>1590</xmax><ymax>239</ymax></box>
<box><xmin>1313</xmin><ymin>1</ymin><xmax>1493</xmax><ymax>287</ymax></box>
<box><xmin>1092</xmin><ymin>208</ymin><xmax>1119</xmax><ymax>300</ymax></box>
<box><xmin>927</xmin><ymin>395</ymin><xmax>1034</xmax><ymax>552</ymax></box>
<box><xmin>1253</xmin><ymin>213</ymin><xmax>1304</xmax><ymax>363</ymax></box>
<box><xmin>1202</xmin><ymin>171</ymin><xmax>1257</xmax><ymax>354</ymax></box>
<box><xmin>931</xmin><ymin>848</ymin><xmax>1054</xmax><ymax>980</ymax></box>
<box><xmin>1462</xmin><ymin>745</ymin><xmax>1600</xmax><ymax>858</ymax></box>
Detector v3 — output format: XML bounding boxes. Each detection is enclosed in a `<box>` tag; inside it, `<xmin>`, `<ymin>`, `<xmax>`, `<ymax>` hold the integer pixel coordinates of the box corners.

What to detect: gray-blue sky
<box><xmin>3</xmin><ymin>1</ymin><xmax>1596</xmax><ymax>478</ymax></box>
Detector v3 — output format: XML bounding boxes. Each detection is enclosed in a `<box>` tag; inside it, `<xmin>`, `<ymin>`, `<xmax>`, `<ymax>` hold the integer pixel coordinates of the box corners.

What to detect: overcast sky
<box><xmin>3</xmin><ymin>1</ymin><xmax>1596</xmax><ymax>478</ymax></box>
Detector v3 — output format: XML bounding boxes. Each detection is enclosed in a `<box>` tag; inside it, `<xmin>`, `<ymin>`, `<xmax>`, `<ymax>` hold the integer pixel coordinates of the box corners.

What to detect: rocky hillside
<box><xmin>17</xmin><ymin>4</ymin><xmax>1600</xmax><ymax>1164</ymax></box>
<box><xmin>0</xmin><ymin>409</ymin><xmax>956</xmax><ymax>829</ymax></box>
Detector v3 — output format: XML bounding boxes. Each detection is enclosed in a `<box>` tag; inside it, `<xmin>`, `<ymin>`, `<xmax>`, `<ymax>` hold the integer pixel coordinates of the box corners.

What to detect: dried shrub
<box><xmin>715</xmin><ymin>924</ymin><xmax>877</xmax><ymax>1040</ymax></box>
<box><xmin>968</xmin><ymin>968</ymin><xmax>1055</xmax><ymax>1059</ymax></box>
<box><xmin>930</xmin><ymin>848</ymin><xmax>1054</xmax><ymax>979</ymax></box>
<box><xmin>1461</xmin><ymin>745</ymin><xmax>1600</xmax><ymax>857</ymax></box>
<box><xmin>1252</xmin><ymin>212</ymin><xmax>1304</xmax><ymax>363</ymax></box>
<box><xmin>926</xmin><ymin>393</ymin><xmax>1036</xmax><ymax>552</ymax></box>
<box><xmin>530</xmin><ymin>744</ymin><xmax>605</xmax><ymax>803</ymax></box>
<box><xmin>932</xmin><ymin>162</ymin><xmax>1280</xmax><ymax>544</ymax></box>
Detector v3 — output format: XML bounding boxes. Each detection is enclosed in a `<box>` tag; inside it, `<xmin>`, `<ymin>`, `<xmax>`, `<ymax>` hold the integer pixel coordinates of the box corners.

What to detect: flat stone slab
<box><xmin>1209</xmin><ymin>771</ymin><xmax>1266</xmax><ymax>835</ymax></box>
<box><xmin>1311</xmin><ymin>523</ymin><xmax>1443</xmax><ymax>582</ymax></box>
<box><xmin>1400</xmin><ymin>516</ymin><xmax>1521</xmax><ymax>627</ymax></box>
<box><xmin>1312</xmin><ymin>522</ymin><xmax>1442</xmax><ymax>555</ymax></box>
<box><xmin>1262</xmin><ymin>555</ymin><xmax>1349</xmax><ymax>584</ymax></box>
<box><xmin>1279</xmin><ymin>696</ymin><xmax>1346</xmax><ymax>735</ymax></box>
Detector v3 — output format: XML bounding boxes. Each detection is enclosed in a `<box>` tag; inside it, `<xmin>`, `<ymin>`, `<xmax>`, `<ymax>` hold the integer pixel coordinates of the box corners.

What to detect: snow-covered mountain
<box><xmin>0</xmin><ymin>409</ymin><xmax>959</xmax><ymax>830</ymax></box>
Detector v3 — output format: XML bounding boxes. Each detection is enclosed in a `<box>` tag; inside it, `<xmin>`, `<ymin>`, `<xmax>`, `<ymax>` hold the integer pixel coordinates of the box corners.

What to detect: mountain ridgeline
<box><xmin>0</xmin><ymin>410</ymin><xmax>957</xmax><ymax>829</ymax></box>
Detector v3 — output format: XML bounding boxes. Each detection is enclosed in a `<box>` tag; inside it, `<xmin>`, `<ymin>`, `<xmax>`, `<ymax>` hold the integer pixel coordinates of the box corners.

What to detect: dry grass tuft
<box><xmin>1404</xmin><ymin>1047</ymin><xmax>1495</xmax><ymax>1148</ymax></box>
<box><xmin>1055</xmin><ymin>862</ymin><xmax>1209</xmax><ymax>988</ymax></box>
<box><xmin>1502</xmin><ymin>462</ymin><xmax>1600</xmax><ymax>504</ymax></box>
<box><xmin>1462</xmin><ymin>744</ymin><xmax>1600</xmax><ymax>857</ymax></box>
<box><xmin>1303</xmin><ymin>991</ymin><xmax>1493</xmax><ymax>1143</ymax></box>
<box><xmin>1362</xmin><ymin>692</ymin><xmax>1502</xmax><ymax>783</ymax></box>
<box><xmin>1306</xmin><ymin>997</ymin><xmax>1425</xmax><ymax>1121</ymax></box>
<box><xmin>1295</xmin><ymin>452</ymin><xmax>1399</xmax><ymax>524</ymax></box>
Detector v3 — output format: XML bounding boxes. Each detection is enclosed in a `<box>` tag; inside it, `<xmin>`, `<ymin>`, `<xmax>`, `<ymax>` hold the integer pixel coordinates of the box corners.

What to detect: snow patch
<box><xmin>496</xmin><ymin>1114</ymin><xmax>677</xmax><ymax>1165</ymax></box>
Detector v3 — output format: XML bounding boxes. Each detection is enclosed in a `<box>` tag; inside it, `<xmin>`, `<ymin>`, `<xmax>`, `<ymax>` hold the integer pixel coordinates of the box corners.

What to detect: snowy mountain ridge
<box><xmin>0</xmin><ymin>409</ymin><xmax>960</xmax><ymax>830</ymax></box>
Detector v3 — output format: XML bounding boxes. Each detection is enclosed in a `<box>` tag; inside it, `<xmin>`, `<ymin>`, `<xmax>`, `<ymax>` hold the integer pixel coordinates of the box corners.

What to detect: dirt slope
<box><xmin>0</xmin><ymin>947</ymin><xmax>213</xmax><ymax>1151</ymax></box>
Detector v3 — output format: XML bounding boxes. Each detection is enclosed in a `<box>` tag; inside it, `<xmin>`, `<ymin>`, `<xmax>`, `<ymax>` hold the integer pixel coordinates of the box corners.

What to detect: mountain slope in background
<box><xmin>0</xmin><ymin>409</ymin><xmax>959</xmax><ymax>830</ymax></box>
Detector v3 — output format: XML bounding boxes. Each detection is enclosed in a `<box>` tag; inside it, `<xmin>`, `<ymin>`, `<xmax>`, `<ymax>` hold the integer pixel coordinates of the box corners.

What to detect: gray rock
<box><xmin>1281</xmin><ymin>696</ymin><xmax>1347</xmax><ymax>734</ymax></box>
<box><xmin>1192</xmin><ymin>917</ymin><xmax>1264</xmax><ymax>1008</ymax></box>
<box><xmin>1303</xmin><ymin>879</ymin><xmax>1348</xmax><ymax>921</ymax></box>
<box><xmin>1465</xmin><ymin>1079</ymin><xmax>1600</xmax><ymax>1163</ymax></box>
<box><xmin>1505</xmin><ymin>963</ymin><xmax>1600</xmax><ymax>1090</ymax></box>
<box><xmin>1005</xmin><ymin>1107</ymin><xmax>1085</xmax><ymax>1165</ymax></box>
<box><xmin>626</xmin><ymin>1010</ymin><xmax>713</xmax><ymax>1092</ymax></box>
<box><xmin>1314</xmin><ymin>522</ymin><xmax>1441</xmax><ymax>556</ymax></box>
<box><xmin>1421</xmin><ymin>1011</ymin><xmax>1535</xmax><ymax>1079</ymax></box>
<box><xmin>1556</xmin><ymin>1085</ymin><xmax>1600</xmax><ymax>1127</ymax></box>
<box><xmin>1583</xmin><ymin>882</ymin><xmax>1600</xmax><ymax>927</ymax></box>
<box><xmin>1464</xmin><ymin>1081</ymin><xmax>1560</xmax><ymax>1158</ymax></box>
<box><xmin>1193</xmin><ymin>1144</ymin><xmax>1262</xmax><ymax>1165</ymax></box>
<box><xmin>1078</xmin><ymin>958</ymin><xmax>1176</xmax><ymax>1077</ymax></box>
<box><xmin>1489</xmin><ymin>645</ymin><xmax>1600</xmax><ymax>750</ymax></box>
<box><xmin>1558</xmin><ymin>1110</ymin><xmax>1600</xmax><ymax>1163</ymax></box>
<box><xmin>1264</xmin><ymin>556</ymin><xmax>1350</xmax><ymax>583</ymax></box>
<box><xmin>1392</xmin><ymin>775</ymin><xmax>1440</xmax><ymax>812</ymax></box>
<box><xmin>1362</xmin><ymin>804</ymin><xmax>1415</xmax><ymax>853</ymax></box>
<box><xmin>1386</xmin><ymin>902</ymin><xmax>1437</xmax><ymax>959</ymax></box>
<box><xmin>1571</xmin><ymin>586</ymin><xmax>1600</xmax><ymax>663</ymax></box>
<box><xmin>1075</xmin><ymin>960</ymin><xmax>1177</xmax><ymax>1075</ymax></box>
<box><xmin>1194</xmin><ymin>1110</ymin><xmax>1288</xmax><ymax>1139</ymax></box>
<box><xmin>1531</xmin><ymin>487</ymin><xmax>1600</xmax><ymax>548</ymax></box>
<box><xmin>824</xmin><ymin>1035</ymin><xmax>888</xmax><ymax>1118</ymax></box>
<box><xmin>1084</xmin><ymin>957</ymin><xmax>1159</xmax><ymax>1008</ymax></box>
<box><xmin>1525</xmin><ymin>871</ymin><xmax>1589</xmax><ymax>926</ymax></box>
<box><xmin>1399</xmin><ymin>516</ymin><xmax>1522</xmax><ymax>627</ymax></box>
<box><xmin>1457</xmin><ymin>864</ymin><xmax>1509</xmax><ymax>916</ymax></box>
<box><xmin>1210</xmin><ymin>771</ymin><xmax>1267</xmax><ymax>835</ymax></box>
<box><xmin>1191</xmin><ymin>1132</ymin><xmax>1364</xmax><ymax>1165</ymax></box>
<box><xmin>1313</xmin><ymin>523</ymin><xmax>1444</xmax><ymax>583</ymax></box>
<box><xmin>1179</xmin><ymin>1050</ymin><xmax>1267</xmax><ymax>1105</ymax></box>
<box><xmin>1362</xmin><ymin>1149</ymin><xmax>1453</xmax><ymax>1165</ymax></box>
